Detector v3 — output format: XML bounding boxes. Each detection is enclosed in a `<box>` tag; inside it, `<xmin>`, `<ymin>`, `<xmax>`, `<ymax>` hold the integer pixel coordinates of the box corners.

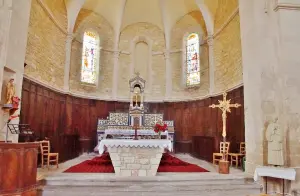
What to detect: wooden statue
<box><xmin>6</xmin><ymin>78</ymin><xmax>15</xmax><ymax>105</ymax></box>
<box><xmin>266</xmin><ymin>118</ymin><xmax>284</xmax><ymax>166</ymax></box>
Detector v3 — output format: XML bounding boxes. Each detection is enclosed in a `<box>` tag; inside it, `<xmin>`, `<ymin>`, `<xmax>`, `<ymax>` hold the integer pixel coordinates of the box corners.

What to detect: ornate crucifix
<box><xmin>209</xmin><ymin>92</ymin><xmax>241</xmax><ymax>141</ymax></box>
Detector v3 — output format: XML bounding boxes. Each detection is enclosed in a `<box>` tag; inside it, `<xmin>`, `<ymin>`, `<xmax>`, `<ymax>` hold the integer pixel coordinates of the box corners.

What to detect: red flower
<box><xmin>153</xmin><ymin>123</ymin><xmax>168</xmax><ymax>133</ymax></box>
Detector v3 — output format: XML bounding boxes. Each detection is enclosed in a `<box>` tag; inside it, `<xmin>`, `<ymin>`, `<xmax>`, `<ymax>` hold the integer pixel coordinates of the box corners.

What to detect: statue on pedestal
<box><xmin>3</xmin><ymin>78</ymin><xmax>20</xmax><ymax>115</ymax></box>
<box><xmin>266</xmin><ymin>118</ymin><xmax>284</xmax><ymax>166</ymax></box>
<box><xmin>6</xmin><ymin>78</ymin><xmax>15</xmax><ymax>105</ymax></box>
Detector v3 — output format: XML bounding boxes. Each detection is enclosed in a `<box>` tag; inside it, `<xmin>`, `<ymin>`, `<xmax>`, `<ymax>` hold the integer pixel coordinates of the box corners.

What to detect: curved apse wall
<box><xmin>24</xmin><ymin>0</ymin><xmax>243</xmax><ymax>102</ymax></box>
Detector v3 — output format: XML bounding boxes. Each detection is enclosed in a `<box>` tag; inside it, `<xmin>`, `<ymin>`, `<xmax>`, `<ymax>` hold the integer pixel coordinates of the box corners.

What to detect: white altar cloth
<box><xmin>254</xmin><ymin>166</ymin><xmax>296</xmax><ymax>181</ymax></box>
<box><xmin>98</xmin><ymin>139</ymin><xmax>172</xmax><ymax>154</ymax></box>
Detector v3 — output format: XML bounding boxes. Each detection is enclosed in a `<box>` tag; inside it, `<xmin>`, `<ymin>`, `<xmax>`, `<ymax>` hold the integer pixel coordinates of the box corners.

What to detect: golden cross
<box><xmin>209</xmin><ymin>92</ymin><xmax>241</xmax><ymax>138</ymax></box>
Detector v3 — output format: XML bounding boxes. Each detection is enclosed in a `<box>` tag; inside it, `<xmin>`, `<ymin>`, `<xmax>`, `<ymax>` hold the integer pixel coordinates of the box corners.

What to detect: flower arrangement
<box><xmin>154</xmin><ymin>121</ymin><xmax>167</xmax><ymax>139</ymax></box>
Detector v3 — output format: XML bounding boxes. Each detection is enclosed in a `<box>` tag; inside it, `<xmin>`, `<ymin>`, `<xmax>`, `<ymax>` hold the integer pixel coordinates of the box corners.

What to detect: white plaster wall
<box><xmin>239</xmin><ymin>0</ymin><xmax>300</xmax><ymax>193</ymax></box>
<box><xmin>0</xmin><ymin>0</ymin><xmax>32</xmax><ymax>142</ymax></box>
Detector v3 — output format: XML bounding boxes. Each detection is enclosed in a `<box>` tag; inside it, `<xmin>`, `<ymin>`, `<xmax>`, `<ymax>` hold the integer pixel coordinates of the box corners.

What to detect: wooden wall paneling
<box><xmin>20</xmin><ymin>80</ymin><xmax>30</xmax><ymax>124</ymax></box>
<box><xmin>72</xmin><ymin>98</ymin><xmax>81</xmax><ymax>136</ymax></box>
<box><xmin>28</xmin><ymin>84</ymin><xmax>37</xmax><ymax>136</ymax></box>
<box><xmin>192</xmin><ymin>136</ymin><xmax>214</xmax><ymax>162</ymax></box>
<box><xmin>52</xmin><ymin>94</ymin><xmax>60</xmax><ymax>136</ymax></box>
<box><xmin>65</xmin><ymin>96</ymin><xmax>73</xmax><ymax>135</ymax></box>
<box><xmin>21</xmin><ymin>78</ymin><xmax>244</xmax><ymax>162</ymax></box>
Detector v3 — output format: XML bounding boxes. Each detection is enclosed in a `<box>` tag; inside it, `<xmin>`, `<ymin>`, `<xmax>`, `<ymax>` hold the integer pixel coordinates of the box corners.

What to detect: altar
<box><xmin>98</xmin><ymin>139</ymin><xmax>172</xmax><ymax>176</ymax></box>
<box><xmin>96</xmin><ymin>114</ymin><xmax>174</xmax><ymax>147</ymax></box>
<box><xmin>94</xmin><ymin>73</ymin><xmax>176</xmax><ymax>176</ymax></box>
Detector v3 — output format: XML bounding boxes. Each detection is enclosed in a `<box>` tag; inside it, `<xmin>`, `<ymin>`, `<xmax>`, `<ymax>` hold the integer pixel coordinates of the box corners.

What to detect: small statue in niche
<box><xmin>266</xmin><ymin>117</ymin><xmax>284</xmax><ymax>166</ymax></box>
<box><xmin>6</xmin><ymin>78</ymin><xmax>15</xmax><ymax>105</ymax></box>
<box><xmin>133</xmin><ymin>86</ymin><xmax>141</xmax><ymax>107</ymax></box>
<box><xmin>3</xmin><ymin>78</ymin><xmax>20</xmax><ymax>115</ymax></box>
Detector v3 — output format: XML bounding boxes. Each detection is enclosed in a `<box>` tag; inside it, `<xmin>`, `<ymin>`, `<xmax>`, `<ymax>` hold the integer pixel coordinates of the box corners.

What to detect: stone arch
<box><xmin>130</xmin><ymin>35</ymin><xmax>153</xmax><ymax>92</ymax></box>
<box><xmin>195</xmin><ymin>0</ymin><xmax>214</xmax><ymax>35</ymax></box>
<box><xmin>64</xmin><ymin>0</ymin><xmax>86</xmax><ymax>33</ymax></box>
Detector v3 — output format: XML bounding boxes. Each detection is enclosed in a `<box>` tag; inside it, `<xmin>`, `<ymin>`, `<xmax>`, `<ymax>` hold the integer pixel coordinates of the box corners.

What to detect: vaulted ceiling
<box><xmin>82</xmin><ymin>0</ymin><xmax>201</xmax><ymax>31</ymax></box>
<box><xmin>65</xmin><ymin>0</ymin><xmax>216</xmax><ymax>35</ymax></box>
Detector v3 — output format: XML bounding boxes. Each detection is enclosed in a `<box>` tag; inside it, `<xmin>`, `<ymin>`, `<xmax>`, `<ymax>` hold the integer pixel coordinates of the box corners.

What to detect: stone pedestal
<box><xmin>107</xmin><ymin>146</ymin><xmax>163</xmax><ymax>177</ymax></box>
<box><xmin>219</xmin><ymin>160</ymin><xmax>230</xmax><ymax>174</ymax></box>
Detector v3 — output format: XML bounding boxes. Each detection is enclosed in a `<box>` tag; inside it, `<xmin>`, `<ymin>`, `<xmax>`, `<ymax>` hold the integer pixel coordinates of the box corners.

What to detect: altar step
<box><xmin>38</xmin><ymin>173</ymin><xmax>262</xmax><ymax>196</ymax></box>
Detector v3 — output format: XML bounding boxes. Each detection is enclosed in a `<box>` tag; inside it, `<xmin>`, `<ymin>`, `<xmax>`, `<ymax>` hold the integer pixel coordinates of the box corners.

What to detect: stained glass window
<box><xmin>186</xmin><ymin>33</ymin><xmax>200</xmax><ymax>86</ymax></box>
<box><xmin>81</xmin><ymin>31</ymin><xmax>99</xmax><ymax>84</ymax></box>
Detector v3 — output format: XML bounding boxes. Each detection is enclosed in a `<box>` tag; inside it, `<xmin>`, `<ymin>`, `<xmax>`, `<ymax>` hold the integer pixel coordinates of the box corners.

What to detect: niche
<box><xmin>0</xmin><ymin>67</ymin><xmax>17</xmax><ymax>142</ymax></box>
<box><xmin>134</xmin><ymin>41</ymin><xmax>149</xmax><ymax>80</ymax></box>
<box><xmin>132</xmin><ymin>84</ymin><xmax>141</xmax><ymax>107</ymax></box>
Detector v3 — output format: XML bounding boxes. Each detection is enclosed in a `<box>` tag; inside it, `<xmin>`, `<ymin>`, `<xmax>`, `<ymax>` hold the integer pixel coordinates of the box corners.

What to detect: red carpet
<box><xmin>64</xmin><ymin>153</ymin><xmax>209</xmax><ymax>173</ymax></box>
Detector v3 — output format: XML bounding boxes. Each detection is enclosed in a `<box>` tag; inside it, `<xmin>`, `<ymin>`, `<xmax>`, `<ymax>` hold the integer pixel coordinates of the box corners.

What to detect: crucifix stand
<box><xmin>209</xmin><ymin>91</ymin><xmax>241</xmax><ymax>174</ymax></box>
<box><xmin>133</xmin><ymin>124</ymin><xmax>139</xmax><ymax>140</ymax></box>
<box><xmin>132</xmin><ymin>117</ymin><xmax>140</xmax><ymax>140</ymax></box>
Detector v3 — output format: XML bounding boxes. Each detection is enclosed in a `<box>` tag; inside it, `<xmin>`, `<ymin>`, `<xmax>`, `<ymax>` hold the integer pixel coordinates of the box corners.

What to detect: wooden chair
<box><xmin>229</xmin><ymin>142</ymin><xmax>246</xmax><ymax>167</ymax></box>
<box><xmin>213</xmin><ymin>142</ymin><xmax>230</xmax><ymax>165</ymax></box>
<box><xmin>40</xmin><ymin>140</ymin><xmax>59</xmax><ymax>169</ymax></box>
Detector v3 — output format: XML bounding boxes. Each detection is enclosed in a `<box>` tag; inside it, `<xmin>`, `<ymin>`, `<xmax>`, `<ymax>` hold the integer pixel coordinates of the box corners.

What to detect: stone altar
<box><xmin>98</xmin><ymin>139</ymin><xmax>172</xmax><ymax>176</ymax></box>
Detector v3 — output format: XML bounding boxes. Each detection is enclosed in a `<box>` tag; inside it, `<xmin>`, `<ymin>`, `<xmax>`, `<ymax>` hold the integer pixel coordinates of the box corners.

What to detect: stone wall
<box><xmin>70</xmin><ymin>9</ymin><xmax>114</xmax><ymax>99</ymax></box>
<box><xmin>0</xmin><ymin>0</ymin><xmax>32</xmax><ymax>142</ymax></box>
<box><xmin>118</xmin><ymin>22</ymin><xmax>166</xmax><ymax>101</ymax></box>
<box><xmin>23</xmin><ymin>1</ymin><xmax>243</xmax><ymax>101</ymax></box>
<box><xmin>170</xmin><ymin>11</ymin><xmax>209</xmax><ymax>100</ymax></box>
<box><xmin>42</xmin><ymin>0</ymin><xmax>67</xmax><ymax>29</ymax></box>
<box><xmin>214</xmin><ymin>0</ymin><xmax>239</xmax><ymax>31</ymax></box>
<box><xmin>239</xmin><ymin>0</ymin><xmax>300</xmax><ymax>193</ymax></box>
<box><xmin>213</xmin><ymin>12</ymin><xmax>242</xmax><ymax>93</ymax></box>
<box><xmin>24</xmin><ymin>0</ymin><xmax>67</xmax><ymax>89</ymax></box>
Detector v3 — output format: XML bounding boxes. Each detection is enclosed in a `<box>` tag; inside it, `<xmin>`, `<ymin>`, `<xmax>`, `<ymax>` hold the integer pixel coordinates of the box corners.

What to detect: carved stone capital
<box><xmin>163</xmin><ymin>50</ymin><xmax>170</xmax><ymax>60</ymax></box>
<box><xmin>207</xmin><ymin>35</ymin><xmax>214</xmax><ymax>46</ymax></box>
<box><xmin>113</xmin><ymin>51</ymin><xmax>120</xmax><ymax>59</ymax></box>
<box><xmin>66</xmin><ymin>33</ymin><xmax>74</xmax><ymax>44</ymax></box>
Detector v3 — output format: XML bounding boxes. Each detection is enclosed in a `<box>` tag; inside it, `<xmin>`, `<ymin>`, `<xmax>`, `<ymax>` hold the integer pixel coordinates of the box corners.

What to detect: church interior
<box><xmin>0</xmin><ymin>0</ymin><xmax>300</xmax><ymax>195</ymax></box>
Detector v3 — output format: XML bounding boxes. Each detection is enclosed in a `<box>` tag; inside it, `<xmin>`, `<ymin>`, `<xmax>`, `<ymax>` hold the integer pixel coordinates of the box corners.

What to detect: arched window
<box><xmin>81</xmin><ymin>31</ymin><xmax>99</xmax><ymax>84</ymax></box>
<box><xmin>186</xmin><ymin>33</ymin><xmax>200</xmax><ymax>86</ymax></box>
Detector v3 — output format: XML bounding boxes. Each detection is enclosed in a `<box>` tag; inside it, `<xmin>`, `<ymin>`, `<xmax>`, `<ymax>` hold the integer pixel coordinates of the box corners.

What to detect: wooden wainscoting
<box><xmin>21</xmin><ymin>78</ymin><xmax>244</xmax><ymax>159</ymax></box>
<box><xmin>175</xmin><ymin>140</ymin><xmax>192</xmax><ymax>153</ymax></box>
<box><xmin>192</xmin><ymin>136</ymin><xmax>215</xmax><ymax>162</ymax></box>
